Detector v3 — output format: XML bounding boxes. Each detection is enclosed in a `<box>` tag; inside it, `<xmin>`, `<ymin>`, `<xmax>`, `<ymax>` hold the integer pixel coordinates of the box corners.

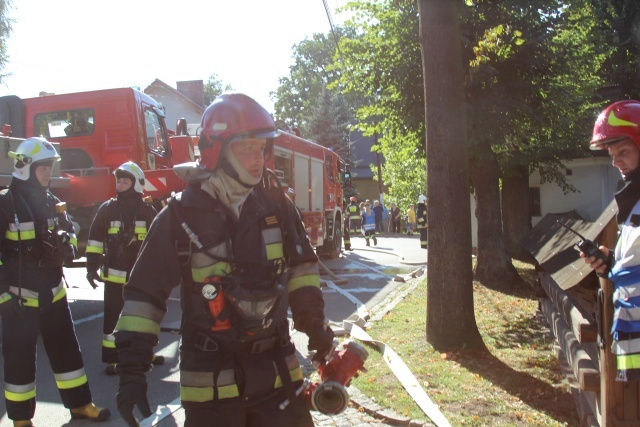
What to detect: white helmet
<box><xmin>114</xmin><ymin>162</ymin><xmax>145</xmax><ymax>194</ymax></box>
<box><xmin>418</xmin><ymin>194</ymin><xmax>426</xmax><ymax>204</ymax></box>
<box><xmin>11</xmin><ymin>137</ymin><xmax>61</xmax><ymax>181</ymax></box>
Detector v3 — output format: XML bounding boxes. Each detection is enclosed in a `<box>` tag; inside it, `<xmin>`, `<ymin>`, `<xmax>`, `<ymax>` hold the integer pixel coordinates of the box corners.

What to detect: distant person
<box><xmin>372</xmin><ymin>200</ymin><xmax>384</xmax><ymax>232</ymax></box>
<box><xmin>347</xmin><ymin>196</ymin><xmax>361</xmax><ymax>236</ymax></box>
<box><xmin>389</xmin><ymin>203</ymin><xmax>402</xmax><ymax>233</ymax></box>
<box><xmin>417</xmin><ymin>195</ymin><xmax>427</xmax><ymax>249</ymax></box>
<box><xmin>64</xmin><ymin>117</ymin><xmax>93</xmax><ymax>136</ymax></box>
<box><xmin>362</xmin><ymin>202</ymin><xmax>377</xmax><ymax>246</ymax></box>
<box><xmin>581</xmin><ymin>100</ymin><xmax>640</xmax><ymax>382</ymax></box>
<box><xmin>406</xmin><ymin>204</ymin><xmax>416</xmax><ymax>236</ymax></box>
<box><xmin>0</xmin><ymin>137</ymin><xmax>110</xmax><ymax>425</ymax></box>
<box><xmin>85</xmin><ymin>162</ymin><xmax>163</xmax><ymax>376</ymax></box>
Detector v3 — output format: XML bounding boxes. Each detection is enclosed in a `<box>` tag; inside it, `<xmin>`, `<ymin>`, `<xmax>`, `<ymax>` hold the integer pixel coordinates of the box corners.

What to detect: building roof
<box><xmin>143</xmin><ymin>79</ymin><xmax>205</xmax><ymax>114</ymax></box>
<box><xmin>349</xmin><ymin>129</ymin><xmax>384</xmax><ymax>180</ymax></box>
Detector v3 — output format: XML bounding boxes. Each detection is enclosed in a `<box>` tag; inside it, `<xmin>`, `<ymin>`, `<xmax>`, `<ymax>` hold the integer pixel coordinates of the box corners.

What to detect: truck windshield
<box><xmin>144</xmin><ymin>109</ymin><xmax>169</xmax><ymax>155</ymax></box>
<box><xmin>34</xmin><ymin>109</ymin><xmax>95</xmax><ymax>138</ymax></box>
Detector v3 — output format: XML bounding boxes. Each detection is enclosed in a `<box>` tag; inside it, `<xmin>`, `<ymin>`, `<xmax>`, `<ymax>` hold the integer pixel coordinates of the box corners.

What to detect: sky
<box><xmin>0</xmin><ymin>0</ymin><xmax>349</xmax><ymax>114</ymax></box>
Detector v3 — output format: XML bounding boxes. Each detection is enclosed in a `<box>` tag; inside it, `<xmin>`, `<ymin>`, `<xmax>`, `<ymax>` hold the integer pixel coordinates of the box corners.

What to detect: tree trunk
<box><xmin>469</xmin><ymin>139</ymin><xmax>525</xmax><ymax>291</ymax></box>
<box><xmin>419</xmin><ymin>0</ymin><xmax>484</xmax><ymax>351</ymax></box>
<box><xmin>502</xmin><ymin>164</ymin><xmax>534</xmax><ymax>262</ymax></box>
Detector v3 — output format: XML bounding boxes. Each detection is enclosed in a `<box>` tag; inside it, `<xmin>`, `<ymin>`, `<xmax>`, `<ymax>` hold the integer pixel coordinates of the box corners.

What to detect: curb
<box><xmin>349</xmin><ymin>386</ymin><xmax>430</xmax><ymax>426</ymax></box>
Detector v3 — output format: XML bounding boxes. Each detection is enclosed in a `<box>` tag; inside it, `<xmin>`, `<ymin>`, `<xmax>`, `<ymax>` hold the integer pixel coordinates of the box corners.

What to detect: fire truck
<box><xmin>0</xmin><ymin>88</ymin><xmax>349</xmax><ymax>258</ymax></box>
<box><xmin>270</xmin><ymin>129</ymin><xmax>349</xmax><ymax>259</ymax></box>
<box><xmin>0</xmin><ymin>88</ymin><xmax>197</xmax><ymax>250</ymax></box>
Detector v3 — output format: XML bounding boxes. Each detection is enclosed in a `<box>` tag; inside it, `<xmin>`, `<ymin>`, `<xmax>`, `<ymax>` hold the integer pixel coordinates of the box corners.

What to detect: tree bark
<box><xmin>502</xmin><ymin>164</ymin><xmax>534</xmax><ymax>262</ymax></box>
<box><xmin>419</xmin><ymin>0</ymin><xmax>484</xmax><ymax>351</ymax></box>
<box><xmin>469</xmin><ymin>139</ymin><xmax>525</xmax><ymax>291</ymax></box>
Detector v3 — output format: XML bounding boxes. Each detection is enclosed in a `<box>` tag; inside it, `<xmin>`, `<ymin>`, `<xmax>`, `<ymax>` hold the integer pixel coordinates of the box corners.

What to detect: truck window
<box><xmin>274</xmin><ymin>150</ymin><xmax>292</xmax><ymax>187</ymax></box>
<box><xmin>325</xmin><ymin>153</ymin><xmax>334</xmax><ymax>183</ymax></box>
<box><xmin>144</xmin><ymin>109</ymin><xmax>168</xmax><ymax>154</ymax></box>
<box><xmin>34</xmin><ymin>109</ymin><xmax>95</xmax><ymax>138</ymax></box>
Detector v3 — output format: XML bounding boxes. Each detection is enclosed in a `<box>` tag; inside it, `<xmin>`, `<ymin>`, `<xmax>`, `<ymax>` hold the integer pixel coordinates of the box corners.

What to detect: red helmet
<box><xmin>198</xmin><ymin>93</ymin><xmax>279</xmax><ymax>171</ymax></box>
<box><xmin>350</xmin><ymin>196</ymin><xmax>357</xmax><ymax>202</ymax></box>
<box><xmin>590</xmin><ymin>100</ymin><xmax>640</xmax><ymax>150</ymax></box>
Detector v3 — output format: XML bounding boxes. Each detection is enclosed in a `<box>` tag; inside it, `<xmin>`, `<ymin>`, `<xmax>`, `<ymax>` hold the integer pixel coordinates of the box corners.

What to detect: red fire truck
<box><xmin>0</xmin><ymin>88</ymin><xmax>349</xmax><ymax>258</ymax></box>
<box><xmin>271</xmin><ymin>129</ymin><xmax>349</xmax><ymax>259</ymax></box>
<box><xmin>0</xmin><ymin>88</ymin><xmax>196</xmax><ymax>248</ymax></box>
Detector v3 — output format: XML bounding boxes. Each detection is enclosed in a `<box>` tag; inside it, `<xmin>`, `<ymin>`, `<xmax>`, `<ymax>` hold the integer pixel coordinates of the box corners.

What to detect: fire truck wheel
<box><xmin>321</xmin><ymin>219</ymin><xmax>342</xmax><ymax>260</ymax></box>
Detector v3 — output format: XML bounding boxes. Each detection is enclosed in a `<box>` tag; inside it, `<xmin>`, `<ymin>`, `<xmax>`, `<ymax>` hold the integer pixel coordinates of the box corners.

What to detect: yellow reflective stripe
<box><xmin>191</xmin><ymin>262</ymin><xmax>231</xmax><ymax>283</ymax></box>
<box><xmin>86</xmin><ymin>246</ymin><xmax>103</xmax><ymax>254</ymax></box>
<box><xmin>102</xmin><ymin>339</ymin><xmax>116</xmax><ymax>349</ymax></box>
<box><xmin>52</xmin><ymin>286</ymin><xmax>67</xmax><ymax>303</ymax></box>
<box><xmin>101</xmin><ymin>268</ymin><xmax>127</xmax><ymax>284</ymax></box>
<box><xmin>107</xmin><ymin>227</ymin><xmax>120</xmax><ymax>235</ymax></box>
<box><xmin>134</xmin><ymin>226</ymin><xmax>147</xmax><ymax>234</ymax></box>
<box><xmin>618</xmin><ymin>353</ymin><xmax>640</xmax><ymax>370</ymax></box>
<box><xmin>180</xmin><ymin>385</ymin><xmax>214</xmax><ymax>403</ymax></box>
<box><xmin>287</xmin><ymin>274</ymin><xmax>320</xmax><ymax>292</ymax></box>
<box><xmin>5</xmin><ymin>220</ymin><xmax>36</xmax><ymax>240</ymax></box>
<box><xmin>121</xmin><ymin>300</ymin><xmax>165</xmax><ymax>324</ymax></box>
<box><xmin>55</xmin><ymin>373</ymin><xmax>88</xmax><ymax>390</ymax></box>
<box><xmin>609</xmin><ymin>110</ymin><xmax>638</xmax><ymax>127</ymax></box>
<box><xmin>265</xmin><ymin>243</ymin><xmax>284</xmax><ymax>261</ymax></box>
<box><xmin>115</xmin><ymin>315</ymin><xmax>160</xmax><ymax>337</ymax></box>
<box><xmin>273</xmin><ymin>366</ymin><xmax>303</xmax><ymax>388</ymax></box>
<box><xmin>218</xmin><ymin>384</ymin><xmax>240</xmax><ymax>398</ymax></box>
<box><xmin>5</xmin><ymin>386</ymin><xmax>36</xmax><ymax>402</ymax></box>
<box><xmin>70</xmin><ymin>236</ymin><xmax>78</xmax><ymax>248</ymax></box>
<box><xmin>0</xmin><ymin>292</ymin><xmax>11</xmax><ymax>304</ymax></box>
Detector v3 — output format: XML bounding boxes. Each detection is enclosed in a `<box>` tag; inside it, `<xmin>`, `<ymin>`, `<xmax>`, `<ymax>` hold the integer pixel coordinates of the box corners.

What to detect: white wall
<box><xmin>469</xmin><ymin>157</ymin><xmax>619</xmax><ymax>248</ymax></box>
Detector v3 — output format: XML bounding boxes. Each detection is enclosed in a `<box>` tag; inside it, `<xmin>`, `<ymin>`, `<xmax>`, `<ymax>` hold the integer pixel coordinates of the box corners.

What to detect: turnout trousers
<box><xmin>183</xmin><ymin>387</ymin><xmax>313</xmax><ymax>427</ymax></box>
<box><xmin>2</xmin><ymin>296</ymin><xmax>92</xmax><ymax>420</ymax></box>
<box><xmin>102</xmin><ymin>280</ymin><xmax>124</xmax><ymax>364</ymax></box>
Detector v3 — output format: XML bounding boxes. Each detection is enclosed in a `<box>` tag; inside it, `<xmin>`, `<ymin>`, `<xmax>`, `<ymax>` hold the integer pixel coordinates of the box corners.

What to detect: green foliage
<box><xmin>0</xmin><ymin>0</ymin><xmax>13</xmax><ymax>83</ymax></box>
<box><xmin>308</xmin><ymin>87</ymin><xmax>353</xmax><ymax>158</ymax></box>
<box><xmin>203</xmin><ymin>73</ymin><xmax>233</xmax><ymax>106</ymax></box>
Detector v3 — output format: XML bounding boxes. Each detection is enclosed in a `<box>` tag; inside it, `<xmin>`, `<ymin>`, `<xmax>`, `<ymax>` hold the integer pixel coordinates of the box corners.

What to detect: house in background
<box><xmin>144</xmin><ymin>79</ymin><xmax>205</xmax><ymax>134</ymax></box>
<box><xmin>349</xmin><ymin>129</ymin><xmax>387</xmax><ymax>203</ymax></box>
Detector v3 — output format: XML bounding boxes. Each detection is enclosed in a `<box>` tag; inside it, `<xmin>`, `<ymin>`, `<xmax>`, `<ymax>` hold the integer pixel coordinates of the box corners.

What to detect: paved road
<box><xmin>0</xmin><ymin>233</ymin><xmax>428</xmax><ymax>426</ymax></box>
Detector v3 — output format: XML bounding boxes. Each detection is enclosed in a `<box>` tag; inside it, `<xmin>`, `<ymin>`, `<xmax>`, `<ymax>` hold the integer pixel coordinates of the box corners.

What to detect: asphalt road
<box><xmin>0</xmin><ymin>233</ymin><xmax>426</xmax><ymax>426</ymax></box>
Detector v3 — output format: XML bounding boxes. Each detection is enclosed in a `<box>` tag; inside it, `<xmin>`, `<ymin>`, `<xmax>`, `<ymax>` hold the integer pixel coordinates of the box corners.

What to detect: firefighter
<box><xmin>0</xmin><ymin>137</ymin><xmax>110</xmax><ymax>426</ymax></box>
<box><xmin>583</xmin><ymin>100</ymin><xmax>640</xmax><ymax>382</ymax></box>
<box><xmin>417</xmin><ymin>194</ymin><xmax>427</xmax><ymax>249</ymax></box>
<box><xmin>361</xmin><ymin>202</ymin><xmax>377</xmax><ymax>246</ymax></box>
<box><xmin>343</xmin><ymin>198</ymin><xmax>352</xmax><ymax>251</ymax></box>
<box><xmin>347</xmin><ymin>196</ymin><xmax>360</xmax><ymax>235</ymax></box>
<box><xmin>85</xmin><ymin>162</ymin><xmax>162</xmax><ymax>375</ymax></box>
<box><xmin>114</xmin><ymin>93</ymin><xmax>336</xmax><ymax>427</ymax></box>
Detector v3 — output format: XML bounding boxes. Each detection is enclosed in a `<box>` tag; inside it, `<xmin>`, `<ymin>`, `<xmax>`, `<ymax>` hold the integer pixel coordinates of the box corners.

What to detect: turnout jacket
<box><xmin>115</xmin><ymin>182</ymin><xmax>327</xmax><ymax>403</ymax></box>
<box><xmin>608</xmin><ymin>170</ymin><xmax>640</xmax><ymax>381</ymax></box>
<box><xmin>0</xmin><ymin>181</ymin><xmax>77</xmax><ymax>308</ymax></box>
<box><xmin>86</xmin><ymin>194</ymin><xmax>157</xmax><ymax>283</ymax></box>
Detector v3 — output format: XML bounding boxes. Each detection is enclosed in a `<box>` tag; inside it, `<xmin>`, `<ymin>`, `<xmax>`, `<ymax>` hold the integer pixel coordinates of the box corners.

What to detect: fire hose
<box><xmin>324</xmin><ymin>279</ymin><xmax>452</xmax><ymax>427</ymax></box>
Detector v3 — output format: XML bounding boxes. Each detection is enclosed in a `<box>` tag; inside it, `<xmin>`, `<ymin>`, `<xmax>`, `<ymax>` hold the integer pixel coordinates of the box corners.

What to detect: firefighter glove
<box><xmin>0</xmin><ymin>294</ymin><xmax>25</xmax><ymax>320</ymax></box>
<box><xmin>117</xmin><ymin>372</ymin><xmax>152</xmax><ymax>427</ymax></box>
<box><xmin>308</xmin><ymin>319</ymin><xmax>336</xmax><ymax>368</ymax></box>
<box><xmin>41</xmin><ymin>235</ymin><xmax>75</xmax><ymax>267</ymax></box>
<box><xmin>86</xmin><ymin>269</ymin><xmax>103</xmax><ymax>289</ymax></box>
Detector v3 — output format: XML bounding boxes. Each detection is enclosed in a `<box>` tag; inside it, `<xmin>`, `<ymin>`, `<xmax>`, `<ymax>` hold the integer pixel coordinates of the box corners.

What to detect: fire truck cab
<box><xmin>0</xmin><ymin>88</ymin><xmax>196</xmax><ymax>249</ymax></box>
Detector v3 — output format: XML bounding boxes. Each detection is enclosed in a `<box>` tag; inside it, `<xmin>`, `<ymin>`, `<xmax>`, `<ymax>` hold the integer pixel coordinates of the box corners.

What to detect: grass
<box><xmin>346</xmin><ymin>261</ymin><xmax>579</xmax><ymax>426</ymax></box>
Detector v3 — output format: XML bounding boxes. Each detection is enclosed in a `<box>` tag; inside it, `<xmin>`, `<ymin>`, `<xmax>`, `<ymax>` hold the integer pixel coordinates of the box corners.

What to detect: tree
<box><xmin>419</xmin><ymin>0</ymin><xmax>485</xmax><ymax>351</ymax></box>
<box><xmin>309</xmin><ymin>87</ymin><xmax>353</xmax><ymax>155</ymax></box>
<box><xmin>203</xmin><ymin>73</ymin><xmax>233</xmax><ymax>106</ymax></box>
<box><xmin>0</xmin><ymin>0</ymin><xmax>13</xmax><ymax>82</ymax></box>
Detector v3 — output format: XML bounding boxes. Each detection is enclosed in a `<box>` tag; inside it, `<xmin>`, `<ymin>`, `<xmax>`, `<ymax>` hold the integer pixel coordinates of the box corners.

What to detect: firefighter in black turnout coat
<box><xmin>114</xmin><ymin>93</ymin><xmax>336</xmax><ymax>427</ymax></box>
<box><xmin>86</xmin><ymin>162</ymin><xmax>161</xmax><ymax>375</ymax></box>
<box><xmin>0</xmin><ymin>137</ymin><xmax>110</xmax><ymax>426</ymax></box>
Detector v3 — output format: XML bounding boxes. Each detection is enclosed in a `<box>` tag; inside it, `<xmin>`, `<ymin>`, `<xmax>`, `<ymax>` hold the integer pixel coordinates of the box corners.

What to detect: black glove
<box><xmin>0</xmin><ymin>294</ymin><xmax>25</xmax><ymax>320</ymax></box>
<box><xmin>308</xmin><ymin>320</ymin><xmax>336</xmax><ymax>367</ymax></box>
<box><xmin>86</xmin><ymin>268</ymin><xmax>104</xmax><ymax>289</ymax></box>
<box><xmin>117</xmin><ymin>372</ymin><xmax>152</xmax><ymax>427</ymax></box>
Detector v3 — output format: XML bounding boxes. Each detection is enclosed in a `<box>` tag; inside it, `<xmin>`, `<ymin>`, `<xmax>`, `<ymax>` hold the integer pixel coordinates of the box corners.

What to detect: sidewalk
<box><xmin>311</xmin><ymin>234</ymin><xmax>431</xmax><ymax>427</ymax></box>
